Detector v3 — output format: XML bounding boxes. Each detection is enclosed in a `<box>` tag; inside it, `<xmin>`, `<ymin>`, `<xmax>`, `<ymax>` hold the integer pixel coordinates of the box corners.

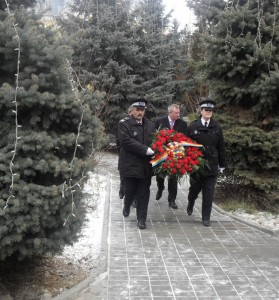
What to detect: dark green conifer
<box><xmin>0</xmin><ymin>4</ymin><xmax>104</xmax><ymax>260</ymax></box>
<box><xmin>190</xmin><ymin>0</ymin><xmax>279</xmax><ymax>207</ymax></box>
<box><xmin>129</xmin><ymin>0</ymin><xmax>178</xmax><ymax>119</ymax></box>
<box><xmin>59</xmin><ymin>0</ymin><xmax>139</xmax><ymax>133</ymax></box>
<box><xmin>59</xmin><ymin>0</ymin><xmax>183</xmax><ymax>128</ymax></box>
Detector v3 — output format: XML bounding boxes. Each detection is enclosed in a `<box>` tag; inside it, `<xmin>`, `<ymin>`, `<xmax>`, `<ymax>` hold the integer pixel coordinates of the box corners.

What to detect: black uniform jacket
<box><xmin>118</xmin><ymin>115</ymin><xmax>155</xmax><ymax>178</ymax></box>
<box><xmin>155</xmin><ymin>116</ymin><xmax>187</xmax><ymax>135</ymax></box>
<box><xmin>186</xmin><ymin>118</ymin><xmax>226</xmax><ymax>176</ymax></box>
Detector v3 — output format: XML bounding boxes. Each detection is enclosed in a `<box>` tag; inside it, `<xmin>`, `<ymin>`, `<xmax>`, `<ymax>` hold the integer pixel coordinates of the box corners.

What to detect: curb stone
<box><xmin>213</xmin><ymin>202</ymin><xmax>279</xmax><ymax>237</ymax></box>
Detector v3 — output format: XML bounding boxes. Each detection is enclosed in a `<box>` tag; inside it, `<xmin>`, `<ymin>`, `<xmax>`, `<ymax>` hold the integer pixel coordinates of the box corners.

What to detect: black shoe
<box><xmin>187</xmin><ymin>206</ymin><xmax>193</xmax><ymax>216</ymax></box>
<box><xmin>122</xmin><ymin>206</ymin><xmax>130</xmax><ymax>217</ymax></box>
<box><xmin>203</xmin><ymin>220</ymin><xmax>210</xmax><ymax>227</ymax></box>
<box><xmin>119</xmin><ymin>190</ymin><xmax>124</xmax><ymax>199</ymax></box>
<box><xmin>138</xmin><ymin>219</ymin><xmax>146</xmax><ymax>229</ymax></box>
<box><xmin>132</xmin><ymin>200</ymin><xmax>137</xmax><ymax>208</ymax></box>
<box><xmin>169</xmin><ymin>201</ymin><xmax>178</xmax><ymax>209</ymax></box>
<box><xmin>156</xmin><ymin>190</ymin><xmax>163</xmax><ymax>200</ymax></box>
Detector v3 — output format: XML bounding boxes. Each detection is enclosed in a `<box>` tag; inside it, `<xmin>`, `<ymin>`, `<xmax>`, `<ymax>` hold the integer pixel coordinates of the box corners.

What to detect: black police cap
<box><xmin>199</xmin><ymin>99</ymin><xmax>216</xmax><ymax>108</ymax></box>
<box><xmin>130</xmin><ymin>98</ymin><xmax>147</xmax><ymax>108</ymax></box>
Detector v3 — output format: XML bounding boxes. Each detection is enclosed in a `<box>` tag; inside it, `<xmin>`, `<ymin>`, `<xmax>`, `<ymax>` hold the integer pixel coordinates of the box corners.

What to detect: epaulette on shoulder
<box><xmin>119</xmin><ymin>116</ymin><xmax>129</xmax><ymax>123</ymax></box>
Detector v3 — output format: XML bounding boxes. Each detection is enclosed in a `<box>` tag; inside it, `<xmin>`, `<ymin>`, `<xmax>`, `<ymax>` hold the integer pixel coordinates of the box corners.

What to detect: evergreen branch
<box><xmin>4</xmin><ymin>0</ymin><xmax>21</xmax><ymax>210</ymax></box>
<box><xmin>267</xmin><ymin>0</ymin><xmax>277</xmax><ymax>73</ymax></box>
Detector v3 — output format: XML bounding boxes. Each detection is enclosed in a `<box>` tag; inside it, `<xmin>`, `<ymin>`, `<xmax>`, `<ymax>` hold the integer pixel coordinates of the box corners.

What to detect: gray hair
<box><xmin>168</xmin><ymin>103</ymin><xmax>180</xmax><ymax>113</ymax></box>
<box><xmin>127</xmin><ymin>106</ymin><xmax>133</xmax><ymax>114</ymax></box>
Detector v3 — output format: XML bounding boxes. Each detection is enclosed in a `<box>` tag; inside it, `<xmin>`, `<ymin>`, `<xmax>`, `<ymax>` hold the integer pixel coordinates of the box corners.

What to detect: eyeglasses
<box><xmin>204</xmin><ymin>108</ymin><xmax>213</xmax><ymax>112</ymax></box>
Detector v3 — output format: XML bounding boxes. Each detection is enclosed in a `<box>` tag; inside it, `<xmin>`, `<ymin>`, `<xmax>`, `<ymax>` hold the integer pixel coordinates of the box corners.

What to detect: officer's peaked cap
<box><xmin>199</xmin><ymin>98</ymin><xmax>216</xmax><ymax>108</ymax></box>
<box><xmin>130</xmin><ymin>98</ymin><xmax>147</xmax><ymax>108</ymax></box>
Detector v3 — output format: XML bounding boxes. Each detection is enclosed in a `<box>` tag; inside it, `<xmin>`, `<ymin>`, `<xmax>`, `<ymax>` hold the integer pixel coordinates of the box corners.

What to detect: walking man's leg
<box><xmin>136</xmin><ymin>177</ymin><xmax>152</xmax><ymax>229</ymax></box>
<box><xmin>119</xmin><ymin>176</ymin><xmax>125</xmax><ymax>199</ymax></box>
<box><xmin>168</xmin><ymin>177</ymin><xmax>178</xmax><ymax>209</ymax></box>
<box><xmin>123</xmin><ymin>177</ymin><xmax>137</xmax><ymax>217</ymax></box>
<box><xmin>156</xmin><ymin>174</ymin><xmax>165</xmax><ymax>200</ymax></box>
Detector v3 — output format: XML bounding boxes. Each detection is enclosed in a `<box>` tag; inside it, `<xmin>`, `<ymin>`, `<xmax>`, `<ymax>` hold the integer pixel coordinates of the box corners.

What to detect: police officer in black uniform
<box><xmin>118</xmin><ymin>99</ymin><xmax>155</xmax><ymax>229</ymax></box>
<box><xmin>155</xmin><ymin>104</ymin><xmax>187</xmax><ymax>209</ymax></box>
<box><xmin>186</xmin><ymin>99</ymin><xmax>226</xmax><ymax>227</ymax></box>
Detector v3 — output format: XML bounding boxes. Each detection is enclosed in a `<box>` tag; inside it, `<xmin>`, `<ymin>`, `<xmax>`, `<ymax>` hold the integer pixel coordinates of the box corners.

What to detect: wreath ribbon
<box><xmin>150</xmin><ymin>141</ymin><xmax>203</xmax><ymax>167</ymax></box>
<box><xmin>150</xmin><ymin>152</ymin><xmax>169</xmax><ymax>167</ymax></box>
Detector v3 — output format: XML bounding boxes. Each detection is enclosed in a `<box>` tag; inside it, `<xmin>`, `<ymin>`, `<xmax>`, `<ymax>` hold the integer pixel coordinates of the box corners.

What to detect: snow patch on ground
<box><xmin>230</xmin><ymin>209</ymin><xmax>279</xmax><ymax>231</ymax></box>
<box><xmin>56</xmin><ymin>172</ymin><xmax>107</xmax><ymax>270</ymax></box>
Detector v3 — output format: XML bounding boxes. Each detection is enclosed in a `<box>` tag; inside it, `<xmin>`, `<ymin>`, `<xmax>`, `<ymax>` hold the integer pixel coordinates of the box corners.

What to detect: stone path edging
<box><xmin>213</xmin><ymin>202</ymin><xmax>279</xmax><ymax>237</ymax></box>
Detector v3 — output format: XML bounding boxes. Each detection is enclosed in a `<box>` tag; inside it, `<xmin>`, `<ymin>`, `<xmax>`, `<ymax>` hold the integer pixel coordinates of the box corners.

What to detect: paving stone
<box><xmin>55</xmin><ymin>153</ymin><xmax>279</xmax><ymax>300</ymax></box>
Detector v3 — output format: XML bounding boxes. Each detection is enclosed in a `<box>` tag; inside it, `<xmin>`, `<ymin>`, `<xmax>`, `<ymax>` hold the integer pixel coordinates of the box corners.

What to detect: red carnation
<box><xmin>158</xmin><ymin>147</ymin><xmax>164</xmax><ymax>153</ymax></box>
<box><xmin>180</xmin><ymin>168</ymin><xmax>186</xmax><ymax>175</ymax></box>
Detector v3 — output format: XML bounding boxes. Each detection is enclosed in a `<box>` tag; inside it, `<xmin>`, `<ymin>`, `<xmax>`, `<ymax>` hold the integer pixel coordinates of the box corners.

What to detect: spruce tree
<box><xmin>59</xmin><ymin>0</ymin><xmax>139</xmax><ymax>133</ymax></box>
<box><xmin>130</xmin><ymin>0</ymin><xmax>177</xmax><ymax>119</ymax></box>
<box><xmin>0</xmin><ymin>5</ymin><xmax>104</xmax><ymax>260</ymax></box>
<box><xmin>205</xmin><ymin>0</ymin><xmax>279</xmax><ymax>120</ymax></box>
<box><xmin>60</xmin><ymin>0</ymin><xmax>184</xmax><ymax>129</ymax></box>
<box><xmin>173</xmin><ymin>25</ymin><xmax>209</xmax><ymax>112</ymax></box>
<box><xmin>167</xmin><ymin>0</ymin><xmax>211</xmax><ymax>112</ymax></box>
<box><xmin>191</xmin><ymin>0</ymin><xmax>279</xmax><ymax>208</ymax></box>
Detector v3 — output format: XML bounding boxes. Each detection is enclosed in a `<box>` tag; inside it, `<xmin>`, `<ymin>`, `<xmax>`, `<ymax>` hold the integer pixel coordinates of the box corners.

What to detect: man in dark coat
<box><xmin>118</xmin><ymin>99</ymin><xmax>155</xmax><ymax>229</ymax></box>
<box><xmin>186</xmin><ymin>99</ymin><xmax>226</xmax><ymax>227</ymax></box>
<box><xmin>155</xmin><ymin>104</ymin><xmax>187</xmax><ymax>209</ymax></box>
<box><xmin>116</xmin><ymin>106</ymin><xmax>133</xmax><ymax>200</ymax></box>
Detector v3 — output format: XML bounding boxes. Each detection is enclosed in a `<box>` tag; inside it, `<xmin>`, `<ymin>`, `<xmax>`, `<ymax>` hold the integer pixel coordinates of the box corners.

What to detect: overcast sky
<box><xmin>163</xmin><ymin>0</ymin><xmax>196</xmax><ymax>30</ymax></box>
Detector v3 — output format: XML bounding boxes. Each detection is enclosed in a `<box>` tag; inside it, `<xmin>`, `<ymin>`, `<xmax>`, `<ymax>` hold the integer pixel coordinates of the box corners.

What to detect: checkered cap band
<box><xmin>200</xmin><ymin>103</ymin><xmax>214</xmax><ymax>108</ymax></box>
<box><xmin>132</xmin><ymin>101</ymin><xmax>146</xmax><ymax>107</ymax></box>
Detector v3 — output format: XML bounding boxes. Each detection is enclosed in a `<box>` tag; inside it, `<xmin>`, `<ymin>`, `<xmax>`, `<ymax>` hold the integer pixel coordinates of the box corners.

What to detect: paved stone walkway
<box><xmin>56</xmin><ymin>153</ymin><xmax>279</xmax><ymax>300</ymax></box>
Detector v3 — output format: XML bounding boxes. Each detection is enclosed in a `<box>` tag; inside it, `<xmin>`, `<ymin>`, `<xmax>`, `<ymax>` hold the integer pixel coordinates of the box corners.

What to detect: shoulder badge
<box><xmin>119</xmin><ymin>116</ymin><xmax>129</xmax><ymax>123</ymax></box>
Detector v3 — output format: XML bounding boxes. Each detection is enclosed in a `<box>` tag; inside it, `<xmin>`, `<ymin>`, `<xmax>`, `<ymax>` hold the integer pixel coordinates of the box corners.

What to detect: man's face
<box><xmin>131</xmin><ymin>107</ymin><xmax>145</xmax><ymax>120</ymax></box>
<box><xmin>169</xmin><ymin>108</ymin><xmax>180</xmax><ymax>121</ymax></box>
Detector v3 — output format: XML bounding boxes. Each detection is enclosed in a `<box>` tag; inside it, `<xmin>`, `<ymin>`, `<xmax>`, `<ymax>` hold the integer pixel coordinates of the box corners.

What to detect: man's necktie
<box><xmin>205</xmin><ymin>121</ymin><xmax>208</xmax><ymax>127</ymax></box>
<box><xmin>170</xmin><ymin>120</ymin><xmax>174</xmax><ymax>129</ymax></box>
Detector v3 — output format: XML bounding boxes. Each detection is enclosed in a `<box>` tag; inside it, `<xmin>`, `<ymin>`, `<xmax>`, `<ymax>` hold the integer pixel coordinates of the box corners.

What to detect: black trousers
<box><xmin>188</xmin><ymin>174</ymin><xmax>217</xmax><ymax>221</ymax></box>
<box><xmin>156</xmin><ymin>174</ymin><xmax>178</xmax><ymax>201</ymax></box>
<box><xmin>119</xmin><ymin>176</ymin><xmax>124</xmax><ymax>194</ymax></box>
<box><xmin>124</xmin><ymin>177</ymin><xmax>152</xmax><ymax>221</ymax></box>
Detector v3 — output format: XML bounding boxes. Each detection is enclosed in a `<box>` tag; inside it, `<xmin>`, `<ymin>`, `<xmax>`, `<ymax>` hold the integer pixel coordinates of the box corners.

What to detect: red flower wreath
<box><xmin>150</xmin><ymin>129</ymin><xmax>205</xmax><ymax>181</ymax></box>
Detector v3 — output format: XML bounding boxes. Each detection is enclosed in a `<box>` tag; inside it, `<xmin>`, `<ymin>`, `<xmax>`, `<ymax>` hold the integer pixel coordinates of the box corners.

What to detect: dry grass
<box><xmin>215</xmin><ymin>179</ymin><xmax>279</xmax><ymax>214</ymax></box>
<box><xmin>0</xmin><ymin>256</ymin><xmax>87</xmax><ymax>299</ymax></box>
